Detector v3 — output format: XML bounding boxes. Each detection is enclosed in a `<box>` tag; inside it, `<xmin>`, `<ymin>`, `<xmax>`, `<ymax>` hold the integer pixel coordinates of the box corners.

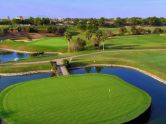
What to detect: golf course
<box><xmin>0</xmin><ymin>37</ymin><xmax>67</xmax><ymax>52</ymax></box>
<box><xmin>1</xmin><ymin>18</ymin><xmax>166</xmax><ymax>124</ymax></box>
<box><xmin>0</xmin><ymin>74</ymin><xmax>151</xmax><ymax>124</ymax></box>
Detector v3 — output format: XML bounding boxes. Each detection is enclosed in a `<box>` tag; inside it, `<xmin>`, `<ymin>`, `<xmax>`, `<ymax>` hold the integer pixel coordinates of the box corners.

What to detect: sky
<box><xmin>0</xmin><ymin>0</ymin><xmax>166</xmax><ymax>18</ymax></box>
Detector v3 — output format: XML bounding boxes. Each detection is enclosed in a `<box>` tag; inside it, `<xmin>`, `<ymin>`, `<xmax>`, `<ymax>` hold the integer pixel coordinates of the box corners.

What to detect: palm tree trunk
<box><xmin>68</xmin><ymin>41</ymin><xmax>70</xmax><ymax>52</ymax></box>
<box><xmin>103</xmin><ymin>42</ymin><xmax>105</xmax><ymax>51</ymax></box>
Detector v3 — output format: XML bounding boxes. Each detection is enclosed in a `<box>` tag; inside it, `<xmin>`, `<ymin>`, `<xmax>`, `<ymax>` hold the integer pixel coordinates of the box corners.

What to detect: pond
<box><xmin>0</xmin><ymin>73</ymin><xmax>52</xmax><ymax>91</ymax></box>
<box><xmin>1</xmin><ymin>66</ymin><xmax>166</xmax><ymax>124</ymax></box>
<box><xmin>69</xmin><ymin>67</ymin><xmax>166</xmax><ymax>124</ymax></box>
<box><xmin>0</xmin><ymin>51</ymin><xmax>56</xmax><ymax>63</ymax></box>
<box><xmin>0</xmin><ymin>51</ymin><xmax>30</xmax><ymax>63</ymax></box>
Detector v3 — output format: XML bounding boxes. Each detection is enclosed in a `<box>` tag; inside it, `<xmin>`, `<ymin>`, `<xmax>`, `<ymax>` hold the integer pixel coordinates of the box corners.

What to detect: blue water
<box><xmin>1</xmin><ymin>66</ymin><xmax>166</xmax><ymax>123</ymax></box>
<box><xmin>0</xmin><ymin>73</ymin><xmax>52</xmax><ymax>91</ymax></box>
<box><xmin>0</xmin><ymin>52</ymin><xmax>30</xmax><ymax>63</ymax></box>
<box><xmin>69</xmin><ymin>67</ymin><xmax>166</xmax><ymax>124</ymax></box>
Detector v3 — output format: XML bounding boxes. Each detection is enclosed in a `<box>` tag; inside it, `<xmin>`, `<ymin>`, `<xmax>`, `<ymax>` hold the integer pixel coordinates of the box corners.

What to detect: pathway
<box><xmin>1</xmin><ymin>49</ymin><xmax>166</xmax><ymax>66</ymax></box>
<box><xmin>0</xmin><ymin>48</ymin><xmax>62</xmax><ymax>55</ymax></box>
<box><xmin>51</xmin><ymin>59</ymin><xmax>69</xmax><ymax>76</ymax></box>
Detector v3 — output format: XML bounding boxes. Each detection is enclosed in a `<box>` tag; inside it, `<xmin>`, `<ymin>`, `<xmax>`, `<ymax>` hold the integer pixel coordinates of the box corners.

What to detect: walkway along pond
<box><xmin>1</xmin><ymin>66</ymin><xmax>166</xmax><ymax>123</ymax></box>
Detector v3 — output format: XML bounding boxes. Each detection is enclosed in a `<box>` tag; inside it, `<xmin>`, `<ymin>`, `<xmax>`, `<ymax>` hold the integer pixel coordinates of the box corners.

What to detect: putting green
<box><xmin>30</xmin><ymin>37</ymin><xmax>67</xmax><ymax>50</ymax></box>
<box><xmin>0</xmin><ymin>74</ymin><xmax>151</xmax><ymax>124</ymax></box>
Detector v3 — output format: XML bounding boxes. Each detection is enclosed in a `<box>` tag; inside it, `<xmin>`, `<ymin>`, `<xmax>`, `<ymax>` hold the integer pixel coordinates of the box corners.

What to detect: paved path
<box><xmin>0</xmin><ymin>48</ymin><xmax>62</xmax><ymax>54</ymax></box>
<box><xmin>1</xmin><ymin>49</ymin><xmax>166</xmax><ymax>66</ymax></box>
<box><xmin>52</xmin><ymin>59</ymin><xmax>69</xmax><ymax>76</ymax></box>
<box><xmin>1</xmin><ymin>48</ymin><xmax>166</xmax><ymax>83</ymax></box>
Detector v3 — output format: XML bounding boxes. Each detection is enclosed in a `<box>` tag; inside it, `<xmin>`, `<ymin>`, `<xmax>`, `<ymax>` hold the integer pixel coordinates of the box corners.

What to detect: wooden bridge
<box><xmin>50</xmin><ymin>59</ymin><xmax>70</xmax><ymax>76</ymax></box>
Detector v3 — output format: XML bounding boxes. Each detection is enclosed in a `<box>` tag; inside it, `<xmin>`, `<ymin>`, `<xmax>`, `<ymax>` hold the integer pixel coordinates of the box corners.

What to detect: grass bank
<box><xmin>1</xmin><ymin>49</ymin><xmax>166</xmax><ymax>81</ymax></box>
<box><xmin>0</xmin><ymin>74</ymin><xmax>151</xmax><ymax>124</ymax></box>
<box><xmin>69</xmin><ymin>50</ymin><xmax>166</xmax><ymax>81</ymax></box>
<box><xmin>1</xmin><ymin>34</ymin><xmax>166</xmax><ymax>52</ymax></box>
<box><xmin>0</xmin><ymin>63</ymin><xmax>51</xmax><ymax>73</ymax></box>
<box><xmin>0</xmin><ymin>37</ymin><xmax>67</xmax><ymax>52</ymax></box>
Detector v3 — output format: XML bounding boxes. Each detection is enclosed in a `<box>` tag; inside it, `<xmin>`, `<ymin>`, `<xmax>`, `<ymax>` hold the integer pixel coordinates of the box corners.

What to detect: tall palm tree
<box><xmin>86</xmin><ymin>30</ymin><xmax>93</xmax><ymax>40</ymax></box>
<box><xmin>65</xmin><ymin>31</ymin><xmax>72</xmax><ymax>52</ymax></box>
<box><xmin>101</xmin><ymin>32</ymin><xmax>108</xmax><ymax>51</ymax></box>
<box><xmin>95</xmin><ymin>30</ymin><xmax>103</xmax><ymax>49</ymax></box>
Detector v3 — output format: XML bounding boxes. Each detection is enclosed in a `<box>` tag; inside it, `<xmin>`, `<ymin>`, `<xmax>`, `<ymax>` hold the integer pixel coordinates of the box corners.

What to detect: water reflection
<box><xmin>0</xmin><ymin>52</ymin><xmax>30</xmax><ymax>63</ymax></box>
<box><xmin>1</xmin><ymin>66</ymin><xmax>166</xmax><ymax>123</ymax></box>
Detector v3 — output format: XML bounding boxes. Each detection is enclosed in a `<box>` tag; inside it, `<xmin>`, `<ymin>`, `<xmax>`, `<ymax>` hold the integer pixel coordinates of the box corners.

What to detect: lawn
<box><xmin>1</xmin><ymin>49</ymin><xmax>166</xmax><ymax>80</ymax></box>
<box><xmin>0</xmin><ymin>63</ymin><xmax>51</xmax><ymax>73</ymax></box>
<box><xmin>1</xmin><ymin>34</ymin><xmax>166</xmax><ymax>52</ymax></box>
<box><xmin>30</xmin><ymin>37</ymin><xmax>67</xmax><ymax>51</ymax></box>
<box><xmin>100</xmin><ymin>26</ymin><xmax>166</xmax><ymax>34</ymax></box>
<box><xmin>0</xmin><ymin>74</ymin><xmax>151</xmax><ymax>124</ymax></box>
<box><xmin>0</xmin><ymin>37</ymin><xmax>68</xmax><ymax>52</ymax></box>
<box><xmin>105</xmin><ymin>34</ymin><xmax>166</xmax><ymax>49</ymax></box>
<box><xmin>69</xmin><ymin>50</ymin><xmax>166</xmax><ymax>80</ymax></box>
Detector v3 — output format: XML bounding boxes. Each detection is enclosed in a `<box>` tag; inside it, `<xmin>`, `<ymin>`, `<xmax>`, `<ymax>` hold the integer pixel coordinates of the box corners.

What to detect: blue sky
<box><xmin>0</xmin><ymin>0</ymin><xmax>166</xmax><ymax>18</ymax></box>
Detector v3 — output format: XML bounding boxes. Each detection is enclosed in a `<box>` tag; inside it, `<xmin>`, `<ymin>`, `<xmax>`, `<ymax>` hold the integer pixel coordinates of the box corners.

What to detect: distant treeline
<box><xmin>0</xmin><ymin>26</ymin><xmax>66</xmax><ymax>35</ymax></box>
<box><xmin>1</xmin><ymin>17</ymin><xmax>166</xmax><ymax>27</ymax></box>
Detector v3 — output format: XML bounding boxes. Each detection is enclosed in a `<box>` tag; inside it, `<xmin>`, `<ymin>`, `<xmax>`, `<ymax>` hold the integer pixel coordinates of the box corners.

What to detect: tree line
<box><xmin>1</xmin><ymin>17</ymin><xmax>166</xmax><ymax>27</ymax></box>
<box><xmin>0</xmin><ymin>26</ymin><xmax>66</xmax><ymax>35</ymax></box>
<box><xmin>0</xmin><ymin>17</ymin><xmax>54</xmax><ymax>25</ymax></box>
<box><xmin>118</xmin><ymin>26</ymin><xmax>166</xmax><ymax>35</ymax></box>
<box><xmin>65</xmin><ymin>29</ymin><xmax>108</xmax><ymax>52</ymax></box>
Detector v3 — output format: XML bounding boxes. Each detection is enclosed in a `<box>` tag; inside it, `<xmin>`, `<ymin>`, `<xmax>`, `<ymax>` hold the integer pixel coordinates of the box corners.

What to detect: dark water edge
<box><xmin>69</xmin><ymin>66</ymin><xmax>166</xmax><ymax>124</ymax></box>
<box><xmin>1</xmin><ymin>66</ymin><xmax>166</xmax><ymax>124</ymax></box>
<box><xmin>126</xmin><ymin>106</ymin><xmax>152</xmax><ymax>124</ymax></box>
<box><xmin>0</xmin><ymin>73</ymin><xmax>52</xmax><ymax>91</ymax></box>
<box><xmin>0</xmin><ymin>73</ymin><xmax>52</xmax><ymax>124</ymax></box>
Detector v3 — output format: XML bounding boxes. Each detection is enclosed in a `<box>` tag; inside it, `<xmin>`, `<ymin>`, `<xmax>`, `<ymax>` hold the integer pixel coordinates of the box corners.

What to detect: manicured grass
<box><xmin>1</xmin><ymin>34</ymin><xmax>166</xmax><ymax>53</ymax></box>
<box><xmin>100</xmin><ymin>26</ymin><xmax>166</xmax><ymax>34</ymax></box>
<box><xmin>1</xmin><ymin>49</ymin><xmax>166</xmax><ymax>81</ymax></box>
<box><xmin>0</xmin><ymin>37</ymin><xmax>67</xmax><ymax>52</ymax></box>
<box><xmin>0</xmin><ymin>63</ymin><xmax>51</xmax><ymax>73</ymax></box>
<box><xmin>30</xmin><ymin>37</ymin><xmax>67</xmax><ymax>51</ymax></box>
<box><xmin>0</xmin><ymin>74</ymin><xmax>151</xmax><ymax>124</ymax></box>
<box><xmin>105</xmin><ymin>35</ymin><xmax>166</xmax><ymax>49</ymax></box>
<box><xmin>69</xmin><ymin>50</ymin><xmax>166</xmax><ymax>80</ymax></box>
<box><xmin>1</xmin><ymin>25</ymin><xmax>166</xmax><ymax>52</ymax></box>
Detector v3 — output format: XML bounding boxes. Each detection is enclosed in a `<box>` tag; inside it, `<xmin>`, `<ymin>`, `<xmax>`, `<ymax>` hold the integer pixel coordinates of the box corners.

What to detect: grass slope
<box><xmin>105</xmin><ymin>35</ymin><xmax>166</xmax><ymax>49</ymax></box>
<box><xmin>0</xmin><ymin>63</ymin><xmax>51</xmax><ymax>73</ymax></box>
<box><xmin>100</xmin><ymin>26</ymin><xmax>166</xmax><ymax>34</ymax></box>
<box><xmin>1</xmin><ymin>32</ymin><xmax>166</xmax><ymax>52</ymax></box>
<box><xmin>0</xmin><ymin>74</ymin><xmax>151</xmax><ymax>124</ymax></box>
<box><xmin>30</xmin><ymin>37</ymin><xmax>67</xmax><ymax>51</ymax></box>
<box><xmin>70</xmin><ymin>50</ymin><xmax>166</xmax><ymax>80</ymax></box>
<box><xmin>0</xmin><ymin>37</ymin><xmax>67</xmax><ymax>52</ymax></box>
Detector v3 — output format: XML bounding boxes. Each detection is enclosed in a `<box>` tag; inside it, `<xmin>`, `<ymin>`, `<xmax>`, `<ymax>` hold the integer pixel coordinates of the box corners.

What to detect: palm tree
<box><xmin>65</xmin><ymin>31</ymin><xmax>72</xmax><ymax>52</ymax></box>
<box><xmin>101</xmin><ymin>32</ymin><xmax>108</xmax><ymax>51</ymax></box>
<box><xmin>95</xmin><ymin>30</ymin><xmax>103</xmax><ymax>49</ymax></box>
<box><xmin>85</xmin><ymin>30</ymin><xmax>93</xmax><ymax>40</ymax></box>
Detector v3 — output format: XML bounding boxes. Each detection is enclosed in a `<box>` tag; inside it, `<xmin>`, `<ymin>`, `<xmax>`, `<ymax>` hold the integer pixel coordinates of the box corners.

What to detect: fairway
<box><xmin>30</xmin><ymin>37</ymin><xmax>67</xmax><ymax>50</ymax></box>
<box><xmin>0</xmin><ymin>74</ymin><xmax>151</xmax><ymax>124</ymax></box>
<box><xmin>105</xmin><ymin>35</ymin><xmax>166</xmax><ymax>49</ymax></box>
<box><xmin>0</xmin><ymin>37</ymin><xmax>67</xmax><ymax>52</ymax></box>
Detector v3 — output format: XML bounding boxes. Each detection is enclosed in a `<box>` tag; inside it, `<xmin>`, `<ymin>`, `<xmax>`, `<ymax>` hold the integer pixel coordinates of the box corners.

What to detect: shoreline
<box><xmin>0</xmin><ymin>48</ymin><xmax>63</xmax><ymax>55</ymax></box>
<box><xmin>69</xmin><ymin>64</ymin><xmax>166</xmax><ymax>85</ymax></box>
<box><xmin>0</xmin><ymin>64</ymin><xmax>153</xmax><ymax>124</ymax></box>
<box><xmin>1</xmin><ymin>64</ymin><xmax>166</xmax><ymax>84</ymax></box>
<box><xmin>0</xmin><ymin>70</ymin><xmax>51</xmax><ymax>76</ymax></box>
